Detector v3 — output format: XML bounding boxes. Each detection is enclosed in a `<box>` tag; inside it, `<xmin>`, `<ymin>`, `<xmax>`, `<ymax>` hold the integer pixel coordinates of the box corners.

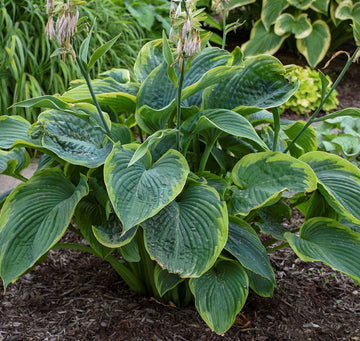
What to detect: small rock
<box><xmin>100</xmin><ymin>321</ymin><xmax>107</xmax><ymax>327</ymax></box>
<box><xmin>303</xmin><ymin>322</ymin><xmax>320</xmax><ymax>328</ymax></box>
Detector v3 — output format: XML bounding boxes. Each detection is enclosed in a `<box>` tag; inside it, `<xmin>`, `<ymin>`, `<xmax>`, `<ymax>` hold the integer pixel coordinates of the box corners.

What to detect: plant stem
<box><xmin>53</xmin><ymin>242</ymin><xmax>99</xmax><ymax>256</ymax></box>
<box><xmin>76</xmin><ymin>56</ymin><xmax>111</xmax><ymax>137</ymax></box>
<box><xmin>106</xmin><ymin>255</ymin><xmax>146</xmax><ymax>294</ymax></box>
<box><xmin>53</xmin><ymin>242</ymin><xmax>145</xmax><ymax>293</ymax></box>
<box><xmin>272</xmin><ymin>106</ymin><xmax>280</xmax><ymax>151</ymax></box>
<box><xmin>198</xmin><ymin>132</ymin><xmax>221</xmax><ymax>172</ymax></box>
<box><xmin>284</xmin><ymin>46</ymin><xmax>360</xmax><ymax>154</ymax></box>
<box><xmin>222</xmin><ymin>2</ymin><xmax>227</xmax><ymax>49</ymax></box>
<box><xmin>176</xmin><ymin>60</ymin><xmax>186</xmax><ymax>151</ymax></box>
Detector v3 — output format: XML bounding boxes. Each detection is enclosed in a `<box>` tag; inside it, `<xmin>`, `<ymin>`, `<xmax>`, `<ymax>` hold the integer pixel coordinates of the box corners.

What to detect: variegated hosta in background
<box><xmin>2</xmin><ymin>37</ymin><xmax>360</xmax><ymax>335</ymax></box>
<box><xmin>231</xmin><ymin>0</ymin><xmax>360</xmax><ymax>67</ymax></box>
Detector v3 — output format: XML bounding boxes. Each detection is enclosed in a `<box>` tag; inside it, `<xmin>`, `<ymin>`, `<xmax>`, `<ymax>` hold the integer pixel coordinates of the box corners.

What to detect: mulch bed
<box><xmin>1</xmin><ymin>213</ymin><xmax>359</xmax><ymax>340</ymax></box>
<box><xmin>1</xmin><ymin>50</ymin><xmax>360</xmax><ymax>340</ymax></box>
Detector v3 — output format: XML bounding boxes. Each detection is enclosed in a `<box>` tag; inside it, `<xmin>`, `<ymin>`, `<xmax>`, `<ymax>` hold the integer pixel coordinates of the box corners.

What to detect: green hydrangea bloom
<box><xmin>281</xmin><ymin>66</ymin><xmax>339</xmax><ymax>116</ymax></box>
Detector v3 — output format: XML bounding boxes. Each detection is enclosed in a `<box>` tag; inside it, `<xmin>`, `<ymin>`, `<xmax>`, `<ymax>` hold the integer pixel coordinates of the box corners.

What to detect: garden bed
<box><xmin>1</xmin><ymin>53</ymin><xmax>360</xmax><ymax>340</ymax></box>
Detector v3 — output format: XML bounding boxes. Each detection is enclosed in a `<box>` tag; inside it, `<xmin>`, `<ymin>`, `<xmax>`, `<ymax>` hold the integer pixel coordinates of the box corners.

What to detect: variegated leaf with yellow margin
<box><xmin>300</xmin><ymin>151</ymin><xmax>360</xmax><ymax>225</ymax></box>
<box><xmin>0</xmin><ymin>170</ymin><xmax>89</xmax><ymax>289</ymax></box>
<box><xmin>285</xmin><ymin>218</ymin><xmax>360</xmax><ymax>284</ymax></box>
<box><xmin>335</xmin><ymin>0</ymin><xmax>360</xmax><ymax>24</ymax></box>
<box><xmin>104</xmin><ymin>143</ymin><xmax>190</xmax><ymax>232</ymax></box>
<box><xmin>231</xmin><ymin>152</ymin><xmax>317</xmax><ymax>215</ymax></box>
<box><xmin>274</xmin><ymin>13</ymin><xmax>313</xmax><ymax>39</ymax></box>
<box><xmin>296</xmin><ymin>20</ymin><xmax>331</xmax><ymax>68</ymax></box>
<box><xmin>142</xmin><ymin>183</ymin><xmax>228</xmax><ymax>278</ymax></box>
<box><xmin>189</xmin><ymin>260</ymin><xmax>249</xmax><ymax>334</ymax></box>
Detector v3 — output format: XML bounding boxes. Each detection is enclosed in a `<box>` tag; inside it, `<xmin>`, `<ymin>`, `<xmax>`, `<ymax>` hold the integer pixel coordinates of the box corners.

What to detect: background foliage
<box><xmin>0</xmin><ymin>0</ymin><xmax>152</xmax><ymax>122</ymax></box>
<box><xmin>200</xmin><ymin>0</ymin><xmax>359</xmax><ymax>68</ymax></box>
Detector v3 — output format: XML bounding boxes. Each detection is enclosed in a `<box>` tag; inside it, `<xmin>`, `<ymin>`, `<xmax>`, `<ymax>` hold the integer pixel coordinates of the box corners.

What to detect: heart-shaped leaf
<box><xmin>285</xmin><ymin>218</ymin><xmax>360</xmax><ymax>283</ymax></box>
<box><xmin>300</xmin><ymin>151</ymin><xmax>360</xmax><ymax>224</ymax></box>
<box><xmin>142</xmin><ymin>183</ymin><xmax>228</xmax><ymax>277</ymax></box>
<box><xmin>225</xmin><ymin>216</ymin><xmax>275</xmax><ymax>283</ymax></box>
<box><xmin>189</xmin><ymin>260</ymin><xmax>249</xmax><ymax>334</ymax></box>
<box><xmin>0</xmin><ymin>170</ymin><xmax>89</xmax><ymax>289</ymax></box>
<box><xmin>296</xmin><ymin>20</ymin><xmax>331</xmax><ymax>68</ymax></box>
<box><xmin>104</xmin><ymin>144</ymin><xmax>189</xmax><ymax>232</ymax></box>
<box><xmin>275</xmin><ymin>13</ymin><xmax>312</xmax><ymax>39</ymax></box>
<box><xmin>231</xmin><ymin>152</ymin><xmax>317</xmax><ymax>215</ymax></box>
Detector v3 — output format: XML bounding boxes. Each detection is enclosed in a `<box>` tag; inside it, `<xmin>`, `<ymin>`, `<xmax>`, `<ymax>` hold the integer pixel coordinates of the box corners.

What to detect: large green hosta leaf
<box><xmin>296</xmin><ymin>20</ymin><xmax>331</xmax><ymax>68</ymax></box>
<box><xmin>231</xmin><ymin>152</ymin><xmax>317</xmax><ymax>215</ymax></box>
<box><xmin>189</xmin><ymin>260</ymin><xmax>249</xmax><ymax>334</ymax></box>
<box><xmin>142</xmin><ymin>183</ymin><xmax>228</xmax><ymax>277</ymax></box>
<box><xmin>285</xmin><ymin>218</ymin><xmax>360</xmax><ymax>283</ymax></box>
<box><xmin>0</xmin><ymin>170</ymin><xmax>89</xmax><ymax>289</ymax></box>
<box><xmin>225</xmin><ymin>216</ymin><xmax>275</xmax><ymax>283</ymax></box>
<box><xmin>104</xmin><ymin>144</ymin><xmax>189</xmax><ymax>232</ymax></box>
<box><xmin>203</xmin><ymin>55</ymin><xmax>299</xmax><ymax>110</ymax></box>
<box><xmin>300</xmin><ymin>151</ymin><xmax>360</xmax><ymax>224</ymax></box>
<box><xmin>29</xmin><ymin>108</ymin><xmax>112</xmax><ymax>168</ymax></box>
<box><xmin>0</xmin><ymin>116</ymin><xmax>40</xmax><ymax>149</ymax></box>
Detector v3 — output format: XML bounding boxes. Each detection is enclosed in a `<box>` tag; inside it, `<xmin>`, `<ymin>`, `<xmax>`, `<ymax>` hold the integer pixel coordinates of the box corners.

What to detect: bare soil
<box><xmin>1</xmin><ymin>51</ymin><xmax>360</xmax><ymax>340</ymax></box>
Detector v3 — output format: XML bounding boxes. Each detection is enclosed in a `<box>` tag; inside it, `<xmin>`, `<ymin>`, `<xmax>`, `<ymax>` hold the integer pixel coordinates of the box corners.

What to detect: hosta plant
<box><xmin>1</xmin><ymin>31</ymin><xmax>360</xmax><ymax>334</ymax></box>
<box><xmin>315</xmin><ymin>114</ymin><xmax>360</xmax><ymax>165</ymax></box>
<box><xmin>238</xmin><ymin>0</ymin><xmax>360</xmax><ymax>68</ymax></box>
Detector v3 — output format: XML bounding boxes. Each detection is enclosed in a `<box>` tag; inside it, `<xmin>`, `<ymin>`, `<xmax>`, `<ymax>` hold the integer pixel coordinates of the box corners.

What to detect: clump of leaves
<box><xmin>315</xmin><ymin>115</ymin><xmax>360</xmax><ymax>165</ymax></box>
<box><xmin>282</xmin><ymin>66</ymin><xmax>339</xmax><ymax>116</ymax></box>
<box><xmin>1</xmin><ymin>2</ymin><xmax>360</xmax><ymax>335</ymax></box>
